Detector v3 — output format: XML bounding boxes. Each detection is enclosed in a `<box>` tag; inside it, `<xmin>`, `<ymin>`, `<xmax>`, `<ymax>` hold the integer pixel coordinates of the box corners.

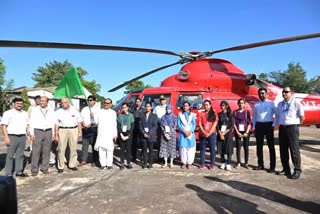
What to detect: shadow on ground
<box><xmin>200</xmin><ymin>176</ymin><xmax>320</xmax><ymax>213</ymax></box>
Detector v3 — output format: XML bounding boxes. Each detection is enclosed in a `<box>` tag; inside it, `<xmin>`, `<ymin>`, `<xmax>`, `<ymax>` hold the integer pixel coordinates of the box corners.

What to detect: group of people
<box><xmin>1</xmin><ymin>85</ymin><xmax>304</xmax><ymax>180</ymax></box>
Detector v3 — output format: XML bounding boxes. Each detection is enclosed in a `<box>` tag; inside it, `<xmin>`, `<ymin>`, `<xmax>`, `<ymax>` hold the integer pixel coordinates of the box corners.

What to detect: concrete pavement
<box><xmin>1</xmin><ymin>127</ymin><xmax>320</xmax><ymax>213</ymax></box>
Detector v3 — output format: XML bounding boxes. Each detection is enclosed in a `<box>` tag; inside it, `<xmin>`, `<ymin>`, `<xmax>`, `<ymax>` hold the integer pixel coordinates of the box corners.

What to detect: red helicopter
<box><xmin>1</xmin><ymin>33</ymin><xmax>320</xmax><ymax>130</ymax></box>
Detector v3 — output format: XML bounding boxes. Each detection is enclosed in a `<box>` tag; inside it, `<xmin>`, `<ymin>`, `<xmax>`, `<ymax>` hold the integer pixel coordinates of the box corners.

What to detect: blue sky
<box><xmin>0</xmin><ymin>0</ymin><xmax>319</xmax><ymax>102</ymax></box>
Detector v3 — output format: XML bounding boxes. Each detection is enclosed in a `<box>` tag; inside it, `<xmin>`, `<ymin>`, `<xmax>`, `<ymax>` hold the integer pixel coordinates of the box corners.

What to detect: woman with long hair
<box><xmin>217</xmin><ymin>100</ymin><xmax>234</xmax><ymax>171</ymax></box>
<box><xmin>198</xmin><ymin>100</ymin><xmax>218</xmax><ymax>170</ymax></box>
<box><xmin>233</xmin><ymin>98</ymin><xmax>251</xmax><ymax>169</ymax></box>
<box><xmin>177</xmin><ymin>101</ymin><xmax>196</xmax><ymax>169</ymax></box>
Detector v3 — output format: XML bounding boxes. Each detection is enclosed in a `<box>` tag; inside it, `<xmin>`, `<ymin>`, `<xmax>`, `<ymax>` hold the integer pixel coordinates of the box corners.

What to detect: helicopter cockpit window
<box><xmin>142</xmin><ymin>94</ymin><xmax>171</xmax><ymax>110</ymax></box>
<box><xmin>113</xmin><ymin>95</ymin><xmax>129</xmax><ymax>112</ymax></box>
<box><xmin>177</xmin><ymin>94</ymin><xmax>203</xmax><ymax>109</ymax></box>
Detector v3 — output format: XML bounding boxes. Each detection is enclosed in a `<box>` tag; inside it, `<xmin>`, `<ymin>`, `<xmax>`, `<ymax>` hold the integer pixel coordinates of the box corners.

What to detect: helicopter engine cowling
<box><xmin>246</xmin><ymin>74</ymin><xmax>256</xmax><ymax>85</ymax></box>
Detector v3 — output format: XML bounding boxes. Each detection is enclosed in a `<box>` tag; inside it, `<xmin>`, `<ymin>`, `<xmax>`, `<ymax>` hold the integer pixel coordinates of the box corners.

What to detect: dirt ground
<box><xmin>1</xmin><ymin>126</ymin><xmax>320</xmax><ymax>214</ymax></box>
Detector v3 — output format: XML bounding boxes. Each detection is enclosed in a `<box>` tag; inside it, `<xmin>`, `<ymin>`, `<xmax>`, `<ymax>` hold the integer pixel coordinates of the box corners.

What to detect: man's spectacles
<box><xmin>282</xmin><ymin>91</ymin><xmax>291</xmax><ymax>93</ymax></box>
<box><xmin>104</xmin><ymin>102</ymin><xmax>111</xmax><ymax>104</ymax></box>
<box><xmin>88</xmin><ymin>99</ymin><xmax>94</xmax><ymax>102</ymax></box>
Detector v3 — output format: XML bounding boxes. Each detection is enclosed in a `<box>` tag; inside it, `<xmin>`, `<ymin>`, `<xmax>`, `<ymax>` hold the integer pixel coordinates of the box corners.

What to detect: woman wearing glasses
<box><xmin>233</xmin><ymin>98</ymin><xmax>251</xmax><ymax>169</ymax></box>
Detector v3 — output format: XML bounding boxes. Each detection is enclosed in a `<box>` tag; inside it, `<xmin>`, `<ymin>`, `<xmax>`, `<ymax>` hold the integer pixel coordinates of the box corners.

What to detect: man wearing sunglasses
<box><xmin>275</xmin><ymin>87</ymin><xmax>304</xmax><ymax>179</ymax></box>
<box><xmin>79</xmin><ymin>95</ymin><xmax>100</xmax><ymax>167</ymax></box>
<box><xmin>94</xmin><ymin>98</ymin><xmax>118</xmax><ymax>171</ymax></box>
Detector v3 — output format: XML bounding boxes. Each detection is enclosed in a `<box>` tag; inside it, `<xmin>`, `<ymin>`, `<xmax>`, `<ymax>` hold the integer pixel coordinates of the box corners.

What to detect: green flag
<box><xmin>53</xmin><ymin>67</ymin><xmax>85</xmax><ymax>104</ymax></box>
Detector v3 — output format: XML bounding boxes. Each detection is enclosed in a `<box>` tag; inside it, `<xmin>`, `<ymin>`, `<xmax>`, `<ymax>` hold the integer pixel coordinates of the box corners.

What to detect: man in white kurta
<box><xmin>94</xmin><ymin>98</ymin><xmax>117</xmax><ymax>170</ymax></box>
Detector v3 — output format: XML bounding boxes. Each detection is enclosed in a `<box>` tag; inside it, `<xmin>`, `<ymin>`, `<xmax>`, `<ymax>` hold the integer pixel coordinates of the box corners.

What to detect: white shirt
<box><xmin>1</xmin><ymin>108</ymin><xmax>29</xmax><ymax>135</ymax></box>
<box><xmin>94</xmin><ymin>108</ymin><xmax>118</xmax><ymax>151</ymax></box>
<box><xmin>252</xmin><ymin>100</ymin><xmax>277</xmax><ymax>128</ymax></box>
<box><xmin>29</xmin><ymin>105</ymin><xmax>58</xmax><ymax>135</ymax></box>
<box><xmin>153</xmin><ymin>104</ymin><xmax>167</xmax><ymax>119</ymax></box>
<box><xmin>56</xmin><ymin>107</ymin><xmax>82</xmax><ymax>127</ymax></box>
<box><xmin>276</xmin><ymin>98</ymin><xmax>304</xmax><ymax>125</ymax></box>
<box><xmin>81</xmin><ymin>104</ymin><xmax>100</xmax><ymax>126</ymax></box>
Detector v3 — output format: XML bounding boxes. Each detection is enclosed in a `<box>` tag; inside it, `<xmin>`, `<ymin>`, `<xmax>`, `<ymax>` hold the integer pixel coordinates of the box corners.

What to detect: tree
<box><xmin>308</xmin><ymin>76</ymin><xmax>320</xmax><ymax>94</ymax></box>
<box><xmin>124</xmin><ymin>80</ymin><xmax>152</xmax><ymax>94</ymax></box>
<box><xmin>0</xmin><ymin>58</ymin><xmax>15</xmax><ymax>114</ymax></box>
<box><xmin>32</xmin><ymin>60</ymin><xmax>101</xmax><ymax>96</ymax></box>
<box><xmin>0</xmin><ymin>58</ymin><xmax>15</xmax><ymax>90</ymax></box>
<box><xmin>258</xmin><ymin>62</ymin><xmax>316</xmax><ymax>93</ymax></box>
<box><xmin>21</xmin><ymin>89</ymin><xmax>31</xmax><ymax>111</ymax></box>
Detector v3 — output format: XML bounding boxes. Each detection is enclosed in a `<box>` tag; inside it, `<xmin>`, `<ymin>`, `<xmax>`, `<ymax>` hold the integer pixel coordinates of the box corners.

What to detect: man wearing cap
<box><xmin>1</xmin><ymin>97</ymin><xmax>30</xmax><ymax>177</ymax></box>
<box><xmin>153</xmin><ymin>95</ymin><xmax>167</xmax><ymax>120</ymax></box>
<box><xmin>55</xmin><ymin>98</ymin><xmax>83</xmax><ymax>173</ymax></box>
<box><xmin>29</xmin><ymin>96</ymin><xmax>57</xmax><ymax>176</ymax></box>
<box><xmin>79</xmin><ymin>95</ymin><xmax>100</xmax><ymax>167</ymax></box>
<box><xmin>153</xmin><ymin>95</ymin><xmax>168</xmax><ymax>162</ymax></box>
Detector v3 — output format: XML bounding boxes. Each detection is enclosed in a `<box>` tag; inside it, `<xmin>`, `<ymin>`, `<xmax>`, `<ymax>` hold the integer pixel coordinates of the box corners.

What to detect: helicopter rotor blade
<box><xmin>208</xmin><ymin>33</ymin><xmax>320</xmax><ymax>55</ymax></box>
<box><xmin>0</xmin><ymin>40</ymin><xmax>181</xmax><ymax>57</ymax></box>
<box><xmin>108</xmin><ymin>61</ymin><xmax>181</xmax><ymax>92</ymax></box>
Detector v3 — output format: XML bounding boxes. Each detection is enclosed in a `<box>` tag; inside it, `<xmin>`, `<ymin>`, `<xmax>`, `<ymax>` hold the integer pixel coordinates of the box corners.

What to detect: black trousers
<box><xmin>119</xmin><ymin>137</ymin><xmax>132</xmax><ymax>165</ymax></box>
<box><xmin>142</xmin><ymin>140</ymin><xmax>155</xmax><ymax>166</ymax></box>
<box><xmin>235</xmin><ymin>132</ymin><xmax>250</xmax><ymax>164</ymax></box>
<box><xmin>131</xmin><ymin>131</ymin><xmax>140</xmax><ymax>161</ymax></box>
<box><xmin>279</xmin><ymin>125</ymin><xmax>301</xmax><ymax>173</ymax></box>
<box><xmin>255</xmin><ymin>122</ymin><xmax>276</xmax><ymax>169</ymax></box>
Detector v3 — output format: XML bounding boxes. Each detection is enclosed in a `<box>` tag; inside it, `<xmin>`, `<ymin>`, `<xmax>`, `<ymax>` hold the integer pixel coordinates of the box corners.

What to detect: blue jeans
<box><xmin>199</xmin><ymin>133</ymin><xmax>216</xmax><ymax>165</ymax></box>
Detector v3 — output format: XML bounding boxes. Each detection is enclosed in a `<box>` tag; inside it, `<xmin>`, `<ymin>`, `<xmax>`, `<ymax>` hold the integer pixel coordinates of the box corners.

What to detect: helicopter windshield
<box><xmin>177</xmin><ymin>94</ymin><xmax>203</xmax><ymax>109</ymax></box>
<box><xmin>142</xmin><ymin>94</ymin><xmax>171</xmax><ymax>109</ymax></box>
<box><xmin>114</xmin><ymin>94</ymin><xmax>139</xmax><ymax>112</ymax></box>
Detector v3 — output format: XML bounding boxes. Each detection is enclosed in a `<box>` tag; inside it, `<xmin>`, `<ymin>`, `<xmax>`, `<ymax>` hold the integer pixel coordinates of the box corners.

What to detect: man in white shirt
<box><xmin>153</xmin><ymin>95</ymin><xmax>167</xmax><ymax>120</ymax></box>
<box><xmin>275</xmin><ymin>87</ymin><xmax>304</xmax><ymax>179</ymax></box>
<box><xmin>29</xmin><ymin>96</ymin><xmax>57</xmax><ymax>176</ymax></box>
<box><xmin>94</xmin><ymin>98</ymin><xmax>117</xmax><ymax>171</ymax></box>
<box><xmin>153</xmin><ymin>95</ymin><xmax>167</xmax><ymax>161</ymax></box>
<box><xmin>252</xmin><ymin>88</ymin><xmax>277</xmax><ymax>172</ymax></box>
<box><xmin>79</xmin><ymin>95</ymin><xmax>100</xmax><ymax>167</ymax></box>
<box><xmin>1</xmin><ymin>97</ymin><xmax>29</xmax><ymax>177</ymax></box>
<box><xmin>55</xmin><ymin>98</ymin><xmax>83</xmax><ymax>173</ymax></box>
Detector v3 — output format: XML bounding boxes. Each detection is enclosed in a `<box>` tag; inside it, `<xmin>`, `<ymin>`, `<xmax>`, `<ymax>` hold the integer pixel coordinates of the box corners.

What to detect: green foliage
<box><xmin>124</xmin><ymin>80</ymin><xmax>152</xmax><ymax>94</ymax></box>
<box><xmin>258</xmin><ymin>62</ymin><xmax>319</xmax><ymax>94</ymax></box>
<box><xmin>0</xmin><ymin>58</ymin><xmax>15</xmax><ymax>90</ymax></box>
<box><xmin>21</xmin><ymin>89</ymin><xmax>31</xmax><ymax>111</ymax></box>
<box><xmin>32</xmin><ymin>60</ymin><xmax>101</xmax><ymax>96</ymax></box>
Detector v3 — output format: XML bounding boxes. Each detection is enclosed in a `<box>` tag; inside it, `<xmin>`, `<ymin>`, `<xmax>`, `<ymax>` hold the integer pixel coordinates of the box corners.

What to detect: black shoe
<box><xmin>127</xmin><ymin>164</ymin><xmax>133</xmax><ymax>169</ymax></box>
<box><xmin>49</xmin><ymin>163</ymin><xmax>55</xmax><ymax>167</ymax></box>
<box><xmin>58</xmin><ymin>169</ymin><xmax>64</xmax><ymax>173</ymax></box>
<box><xmin>106</xmin><ymin>166</ymin><xmax>113</xmax><ymax>170</ymax></box>
<box><xmin>291</xmin><ymin>171</ymin><xmax>301</xmax><ymax>179</ymax></box>
<box><xmin>69</xmin><ymin>167</ymin><xmax>78</xmax><ymax>171</ymax></box>
<box><xmin>148</xmin><ymin>165</ymin><xmax>153</xmax><ymax>169</ymax></box>
<box><xmin>31</xmin><ymin>172</ymin><xmax>38</xmax><ymax>177</ymax></box>
<box><xmin>120</xmin><ymin>165</ymin><xmax>125</xmax><ymax>170</ymax></box>
<box><xmin>255</xmin><ymin>165</ymin><xmax>265</xmax><ymax>170</ymax></box>
<box><xmin>267</xmin><ymin>168</ymin><xmax>275</xmax><ymax>173</ymax></box>
<box><xmin>16</xmin><ymin>173</ymin><xmax>29</xmax><ymax>177</ymax></box>
<box><xmin>277</xmin><ymin>169</ymin><xmax>291</xmax><ymax>176</ymax></box>
<box><xmin>143</xmin><ymin>164</ymin><xmax>147</xmax><ymax>169</ymax></box>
